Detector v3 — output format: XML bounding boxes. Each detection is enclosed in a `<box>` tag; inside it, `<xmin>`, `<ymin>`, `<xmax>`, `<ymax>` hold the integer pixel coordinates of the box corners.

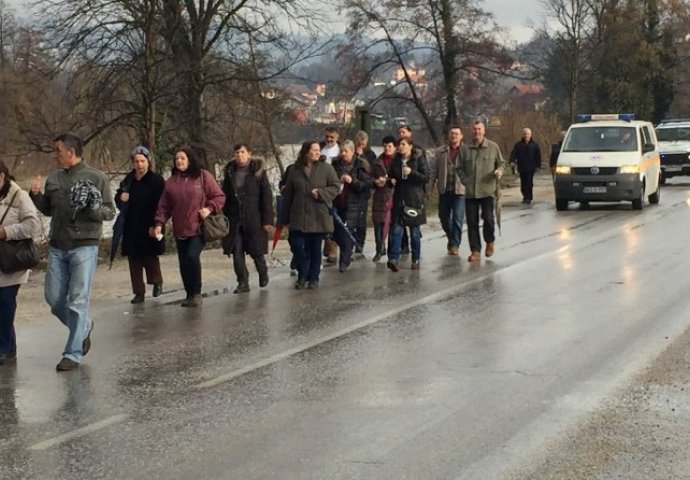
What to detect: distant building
<box><xmin>505</xmin><ymin>83</ymin><xmax>547</xmax><ymax>111</ymax></box>
<box><xmin>391</xmin><ymin>62</ymin><xmax>427</xmax><ymax>88</ymax></box>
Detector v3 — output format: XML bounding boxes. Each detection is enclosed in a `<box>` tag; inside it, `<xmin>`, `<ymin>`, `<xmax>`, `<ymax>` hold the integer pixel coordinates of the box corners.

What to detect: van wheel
<box><xmin>632</xmin><ymin>183</ymin><xmax>645</xmax><ymax>210</ymax></box>
<box><xmin>660</xmin><ymin>172</ymin><xmax>666</xmax><ymax>185</ymax></box>
<box><xmin>648</xmin><ymin>176</ymin><xmax>661</xmax><ymax>204</ymax></box>
<box><xmin>556</xmin><ymin>199</ymin><xmax>568</xmax><ymax>211</ymax></box>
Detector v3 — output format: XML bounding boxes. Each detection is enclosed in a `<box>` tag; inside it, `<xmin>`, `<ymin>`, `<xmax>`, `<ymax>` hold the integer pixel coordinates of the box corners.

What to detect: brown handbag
<box><xmin>199</xmin><ymin>172</ymin><xmax>230</xmax><ymax>242</ymax></box>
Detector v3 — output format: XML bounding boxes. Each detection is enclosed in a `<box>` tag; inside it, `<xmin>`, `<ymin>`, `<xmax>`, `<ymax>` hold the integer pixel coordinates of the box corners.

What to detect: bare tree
<box><xmin>340</xmin><ymin>0</ymin><xmax>509</xmax><ymax>144</ymax></box>
<box><xmin>541</xmin><ymin>0</ymin><xmax>593</xmax><ymax>124</ymax></box>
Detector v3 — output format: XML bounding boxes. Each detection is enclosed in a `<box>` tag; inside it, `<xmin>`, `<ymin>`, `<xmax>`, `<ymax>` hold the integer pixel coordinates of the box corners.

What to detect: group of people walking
<box><xmin>280</xmin><ymin>121</ymin><xmax>506</xmax><ymax>286</ymax></box>
<box><xmin>0</xmin><ymin>119</ymin><xmax>540</xmax><ymax>371</ymax></box>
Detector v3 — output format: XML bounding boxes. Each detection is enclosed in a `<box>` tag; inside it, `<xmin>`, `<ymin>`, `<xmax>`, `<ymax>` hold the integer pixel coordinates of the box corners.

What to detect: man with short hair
<box><xmin>29</xmin><ymin>133</ymin><xmax>115</xmax><ymax>371</ymax></box>
<box><xmin>429</xmin><ymin>126</ymin><xmax>465</xmax><ymax>256</ymax></box>
<box><xmin>457</xmin><ymin>121</ymin><xmax>504</xmax><ymax>263</ymax></box>
<box><xmin>509</xmin><ymin>127</ymin><xmax>542</xmax><ymax>205</ymax></box>
<box><xmin>221</xmin><ymin>144</ymin><xmax>274</xmax><ymax>294</ymax></box>
<box><xmin>320</xmin><ymin>127</ymin><xmax>340</xmax><ymax>165</ymax></box>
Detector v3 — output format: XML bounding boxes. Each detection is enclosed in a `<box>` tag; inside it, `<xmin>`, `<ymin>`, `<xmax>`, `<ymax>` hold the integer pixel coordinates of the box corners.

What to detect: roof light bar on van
<box><xmin>577</xmin><ymin>113</ymin><xmax>636</xmax><ymax>122</ymax></box>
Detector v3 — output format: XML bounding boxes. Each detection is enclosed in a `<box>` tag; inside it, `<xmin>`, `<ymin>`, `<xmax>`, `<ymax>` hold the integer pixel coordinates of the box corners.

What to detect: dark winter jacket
<box><xmin>389</xmin><ymin>150</ymin><xmax>430</xmax><ymax>227</ymax></box>
<box><xmin>359</xmin><ymin>148</ymin><xmax>377</xmax><ymax>165</ymax></box>
<box><xmin>154</xmin><ymin>169</ymin><xmax>226</xmax><ymax>239</ymax></box>
<box><xmin>509</xmin><ymin>139</ymin><xmax>542</xmax><ymax>173</ymax></box>
<box><xmin>371</xmin><ymin>153</ymin><xmax>394</xmax><ymax>224</ymax></box>
<box><xmin>220</xmin><ymin>159</ymin><xmax>274</xmax><ymax>256</ymax></box>
<box><xmin>282</xmin><ymin>161</ymin><xmax>341</xmax><ymax>233</ymax></box>
<box><xmin>115</xmin><ymin>169</ymin><xmax>165</xmax><ymax>257</ymax></box>
<box><xmin>331</xmin><ymin>155</ymin><xmax>373</xmax><ymax>228</ymax></box>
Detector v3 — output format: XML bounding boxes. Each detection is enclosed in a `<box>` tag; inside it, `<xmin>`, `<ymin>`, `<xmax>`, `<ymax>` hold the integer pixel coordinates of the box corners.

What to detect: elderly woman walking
<box><xmin>281</xmin><ymin>140</ymin><xmax>340</xmax><ymax>289</ymax></box>
<box><xmin>331</xmin><ymin>140</ymin><xmax>373</xmax><ymax>271</ymax></box>
<box><xmin>152</xmin><ymin>145</ymin><xmax>225</xmax><ymax>307</ymax></box>
<box><xmin>115</xmin><ymin>146</ymin><xmax>165</xmax><ymax>304</ymax></box>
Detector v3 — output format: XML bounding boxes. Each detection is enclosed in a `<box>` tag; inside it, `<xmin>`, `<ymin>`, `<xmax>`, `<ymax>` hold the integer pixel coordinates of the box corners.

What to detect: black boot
<box><xmin>258</xmin><ymin>270</ymin><xmax>269</xmax><ymax>287</ymax></box>
<box><xmin>152</xmin><ymin>283</ymin><xmax>163</xmax><ymax>297</ymax></box>
<box><xmin>233</xmin><ymin>282</ymin><xmax>250</xmax><ymax>294</ymax></box>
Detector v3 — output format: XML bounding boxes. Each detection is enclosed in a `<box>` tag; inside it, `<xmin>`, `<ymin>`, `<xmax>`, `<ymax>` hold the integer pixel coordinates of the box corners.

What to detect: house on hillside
<box><xmin>505</xmin><ymin>83</ymin><xmax>548</xmax><ymax>111</ymax></box>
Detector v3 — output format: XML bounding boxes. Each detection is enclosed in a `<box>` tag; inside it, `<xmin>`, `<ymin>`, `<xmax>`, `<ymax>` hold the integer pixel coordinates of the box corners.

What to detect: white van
<box><xmin>553</xmin><ymin>114</ymin><xmax>661</xmax><ymax>211</ymax></box>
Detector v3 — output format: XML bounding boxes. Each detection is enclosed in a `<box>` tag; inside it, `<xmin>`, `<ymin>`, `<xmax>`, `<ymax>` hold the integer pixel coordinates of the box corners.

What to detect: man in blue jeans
<box><xmin>30</xmin><ymin>133</ymin><xmax>115</xmax><ymax>371</ymax></box>
<box><xmin>428</xmin><ymin>125</ymin><xmax>465</xmax><ymax>256</ymax></box>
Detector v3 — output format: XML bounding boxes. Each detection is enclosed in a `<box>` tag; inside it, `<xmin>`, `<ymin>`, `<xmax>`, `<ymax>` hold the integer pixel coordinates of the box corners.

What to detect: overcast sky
<box><xmin>488</xmin><ymin>0</ymin><xmax>544</xmax><ymax>43</ymax></box>
<box><xmin>8</xmin><ymin>0</ymin><xmax>545</xmax><ymax>45</ymax></box>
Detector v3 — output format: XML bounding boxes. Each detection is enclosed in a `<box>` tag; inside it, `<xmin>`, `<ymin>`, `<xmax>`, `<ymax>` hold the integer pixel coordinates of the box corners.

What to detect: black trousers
<box><xmin>465</xmin><ymin>197</ymin><xmax>495</xmax><ymax>253</ymax></box>
<box><xmin>353</xmin><ymin>226</ymin><xmax>366</xmax><ymax>253</ymax></box>
<box><xmin>232</xmin><ymin>230</ymin><xmax>267</xmax><ymax>283</ymax></box>
<box><xmin>176</xmin><ymin>236</ymin><xmax>204</xmax><ymax>297</ymax></box>
<box><xmin>519</xmin><ymin>170</ymin><xmax>535</xmax><ymax>201</ymax></box>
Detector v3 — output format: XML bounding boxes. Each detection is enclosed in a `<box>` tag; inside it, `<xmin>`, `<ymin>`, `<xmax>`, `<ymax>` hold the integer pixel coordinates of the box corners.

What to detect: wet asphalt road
<box><xmin>3</xmin><ymin>182</ymin><xmax>690</xmax><ymax>480</ymax></box>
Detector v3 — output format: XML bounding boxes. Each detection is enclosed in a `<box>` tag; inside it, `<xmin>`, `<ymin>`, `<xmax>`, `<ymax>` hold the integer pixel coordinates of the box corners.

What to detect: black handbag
<box><xmin>399</xmin><ymin>161</ymin><xmax>425</xmax><ymax>227</ymax></box>
<box><xmin>0</xmin><ymin>190</ymin><xmax>39</xmax><ymax>274</ymax></box>
<box><xmin>402</xmin><ymin>204</ymin><xmax>425</xmax><ymax>227</ymax></box>
<box><xmin>199</xmin><ymin>172</ymin><xmax>230</xmax><ymax>242</ymax></box>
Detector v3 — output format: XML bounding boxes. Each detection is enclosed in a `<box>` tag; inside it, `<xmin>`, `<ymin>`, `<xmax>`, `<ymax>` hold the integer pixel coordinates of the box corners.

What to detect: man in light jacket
<box><xmin>457</xmin><ymin>120</ymin><xmax>504</xmax><ymax>263</ymax></box>
<box><xmin>429</xmin><ymin>125</ymin><xmax>465</xmax><ymax>256</ymax></box>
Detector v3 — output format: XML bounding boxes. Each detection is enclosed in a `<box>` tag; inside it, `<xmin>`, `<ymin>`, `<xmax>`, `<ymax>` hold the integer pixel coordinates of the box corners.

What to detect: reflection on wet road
<box><xmin>4</xmin><ymin>185</ymin><xmax>690</xmax><ymax>479</ymax></box>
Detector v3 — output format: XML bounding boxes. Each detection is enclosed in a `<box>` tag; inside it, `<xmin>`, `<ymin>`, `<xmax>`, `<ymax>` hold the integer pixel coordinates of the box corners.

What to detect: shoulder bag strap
<box><xmin>0</xmin><ymin>190</ymin><xmax>19</xmax><ymax>226</ymax></box>
<box><xmin>199</xmin><ymin>171</ymin><xmax>206</xmax><ymax>209</ymax></box>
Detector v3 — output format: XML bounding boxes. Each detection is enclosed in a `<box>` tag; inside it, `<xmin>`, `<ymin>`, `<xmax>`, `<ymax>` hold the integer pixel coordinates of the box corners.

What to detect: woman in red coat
<box><xmin>152</xmin><ymin>146</ymin><xmax>225</xmax><ymax>307</ymax></box>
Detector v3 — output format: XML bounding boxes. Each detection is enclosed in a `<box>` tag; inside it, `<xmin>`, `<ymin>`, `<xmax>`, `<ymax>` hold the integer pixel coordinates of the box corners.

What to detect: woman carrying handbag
<box><xmin>0</xmin><ymin>161</ymin><xmax>40</xmax><ymax>363</ymax></box>
<box><xmin>386</xmin><ymin>137</ymin><xmax>430</xmax><ymax>272</ymax></box>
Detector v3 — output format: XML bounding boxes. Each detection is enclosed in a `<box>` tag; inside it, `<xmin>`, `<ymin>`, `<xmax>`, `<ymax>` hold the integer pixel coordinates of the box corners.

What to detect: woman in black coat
<box><xmin>387</xmin><ymin>137</ymin><xmax>430</xmax><ymax>272</ymax></box>
<box><xmin>115</xmin><ymin>146</ymin><xmax>165</xmax><ymax>303</ymax></box>
<box><xmin>331</xmin><ymin>140</ymin><xmax>373</xmax><ymax>271</ymax></box>
<box><xmin>221</xmin><ymin>144</ymin><xmax>274</xmax><ymax>293</ymax></box>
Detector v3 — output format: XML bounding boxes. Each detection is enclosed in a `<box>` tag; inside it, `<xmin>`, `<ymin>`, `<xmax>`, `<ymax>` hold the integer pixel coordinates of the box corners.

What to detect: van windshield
<box><xmin>656</xmin><ymin>127</ymin><xmax>690</xmax><ymax>142</ymax></box>
<box><xmin>563</xmin><ymin>126</ymin><xmax>638</xmax><ymax>152</ymax></box>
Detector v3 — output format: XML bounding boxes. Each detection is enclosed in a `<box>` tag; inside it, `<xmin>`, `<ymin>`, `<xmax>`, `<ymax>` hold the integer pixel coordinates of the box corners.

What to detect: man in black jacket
<box><xmin>221</xmin><ymin>144</ymin><xmax>274</xmax><ymax>293</ymax></box>
<box><xmin>509</xmin><ymin>128</ymin><xmax>542</xmax><ymax>205</ymax></box>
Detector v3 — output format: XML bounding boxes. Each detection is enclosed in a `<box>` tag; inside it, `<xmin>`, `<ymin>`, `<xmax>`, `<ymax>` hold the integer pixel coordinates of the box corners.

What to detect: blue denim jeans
<box><xmin>290</xmin><ymin>231</ymin><xmax>325</xmax><ymax>283</ymax></box>
<box><xmin>389</xmin><ymin>224</ymin><xmax>421</xmax><ymax>262</ymax></box>
<box><xmin>45</xmin><ymin>246</ymin><xmax>99</xmax><ymax>363</ymax></box>
<box><xmin>438</xmin><ymin>193</ymin><xmax>465</xmax><ymax>248</ymax></box>
<box><xmin>0</xmin><ymin>284</ymin><xmax>20</xmax><ymax>355</ymax></box>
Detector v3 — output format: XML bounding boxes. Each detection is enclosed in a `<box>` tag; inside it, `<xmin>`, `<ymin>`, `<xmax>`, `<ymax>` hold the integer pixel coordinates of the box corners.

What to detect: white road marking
<box><xmin>194</xmin><ymin>265</ymin><xmax>531</xmax><ymax>390</ymax></box>
<box><xmin>28</xmin><ymin>414</ymin><xmax>130</xmax><ymax>451</ymax></box>
<box><xmin>193</xmin><ymin>206</ymin><xmax>681</xmax><ymax>391</ymax></box>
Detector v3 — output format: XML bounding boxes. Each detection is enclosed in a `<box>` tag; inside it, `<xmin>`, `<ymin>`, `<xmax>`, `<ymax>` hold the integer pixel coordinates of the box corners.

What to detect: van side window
<box><xmin>641</xmin><ymin>126</ymin><xmax>653</xmax><ymax>145</ymax></box>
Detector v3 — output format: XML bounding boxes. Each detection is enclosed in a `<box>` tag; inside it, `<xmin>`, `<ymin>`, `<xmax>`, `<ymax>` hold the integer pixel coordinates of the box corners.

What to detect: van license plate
<box><xmin>583</xmin><ymin>186</ymin><xmax>606</xmax><ymax>193</ymax></box>
<box><xmin>665</xmin><ymin>166</ymin><xmax>682</xmax><ymax>172</ymax></box>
